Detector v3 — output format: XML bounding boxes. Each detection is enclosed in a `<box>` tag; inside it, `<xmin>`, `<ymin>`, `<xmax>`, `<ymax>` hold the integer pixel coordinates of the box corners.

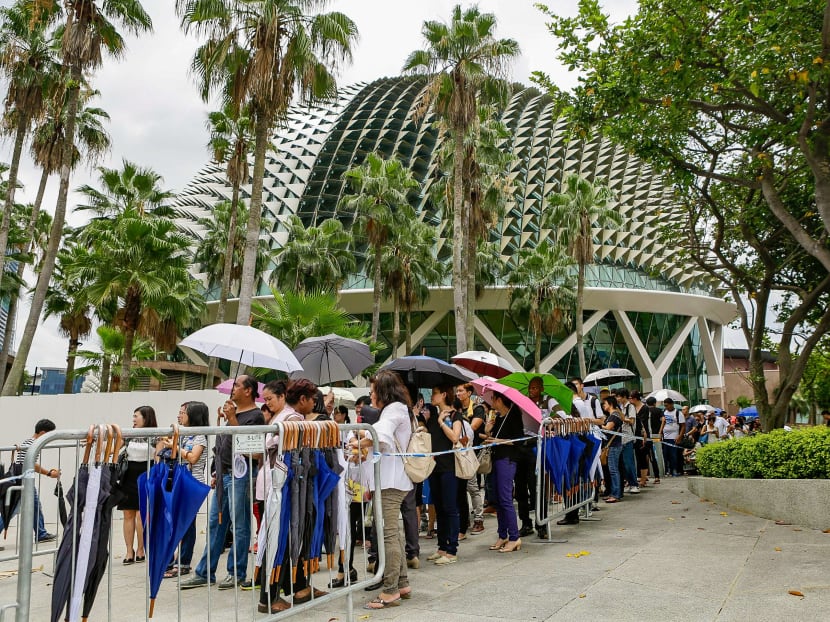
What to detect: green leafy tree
<box><xmin>252</xmin><ymin>288</ymin><xmax>371</xmax><ymax>351</ymax></box>
<box><xmin>545</xmin><ymin>174</ymin><xmax>621</xmax><ymax>379</ymax></box>
<box><xmin>75</xmin><ymin>158</ymin><xmax>173</xmax><ymax>218</ymax></box>
<box><xmin>508</xmin><ymin>242</ymin><xmax>576</xmax><ymax>372</ymax></box>
<box><xmin>271</xmin><ymin>215</ymin><xmax>355</xmax><ymax>294</ymax></box>
<box><xmin>2</xmin><ymin>0</ymin><xmax>152</xmax><ymax>396</ymax></box>
<box><xmin>404</xmin><ymin>4</ymin><xmax>519</xmax><ymax>352</ymax></box>
<box><xmin>76</xmin><ymin>325</ymin><xmax>164</xmax><ymax>393</ymax></box>
<box><xmin>176</xmin><ymin>0</ymin><xmax>358</xmax><ymax>329</ymax></box>
<box><xmin>44</xmin><ymin>244</ymin><xmax>93</xmax><ymax>393</ymax></box>
<box><xmin>340</xmin><ymin>153</ymin><xmax>418</xmax><ymax>342</ymax></box>
<box><xmin>534</xmin><ymin>0</ymin><xmax>830</xmax><ymax>427</ymax></box>
<box><xmin>0</xmin><ymin>0</ymin><xmax>60</xmax><ymax>293</ymax></box>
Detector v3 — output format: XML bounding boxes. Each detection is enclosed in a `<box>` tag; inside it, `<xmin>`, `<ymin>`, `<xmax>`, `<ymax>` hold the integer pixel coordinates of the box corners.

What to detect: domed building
<box><xmin>174</xmin><ymin>76</ymin><xmax>734</xmax><ymax>403</ymax></box>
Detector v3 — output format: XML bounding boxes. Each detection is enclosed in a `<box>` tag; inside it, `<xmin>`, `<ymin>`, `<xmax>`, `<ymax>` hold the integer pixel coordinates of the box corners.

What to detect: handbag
<box><xmin>477</xmin><ymin>447</ymin><xmax>493</xmax><ymax>475</ymax></box>
<box><xmin>600</xmin><ymin>445</ymin><xmax>609</xmax><ymax>466</ymax></box>
<box><xmin>454</xmin><ymin>438</ymin><xmax>479</xmax><ymax>479</ymax></box>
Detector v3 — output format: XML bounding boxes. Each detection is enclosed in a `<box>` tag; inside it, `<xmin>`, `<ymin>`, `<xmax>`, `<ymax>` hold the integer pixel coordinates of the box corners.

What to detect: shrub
<box><xmin>695</xmin><ymin>426</ymin><xmax>830</xmax><ymax>479</ymax></box>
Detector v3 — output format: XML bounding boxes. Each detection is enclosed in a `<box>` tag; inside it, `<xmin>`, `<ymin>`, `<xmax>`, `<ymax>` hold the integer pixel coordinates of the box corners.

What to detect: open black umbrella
<box><xmin>381</xmin><ymin>355</ymin><xmax>475</xmax><ymax>388</ymax></box>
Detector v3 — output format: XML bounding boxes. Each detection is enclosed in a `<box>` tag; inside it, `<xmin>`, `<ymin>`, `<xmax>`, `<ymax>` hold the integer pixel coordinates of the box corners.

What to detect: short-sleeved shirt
<box><xmin>14</xmin><ymin>437</ymin><xmax>34</xmax><ymax>465</ymax></box>
<box><xmin>181</xmin><ymin>434</ymin><xmax>208</xmax><ymax>483</ymax></box>
<box><xmin>649</xmin><ymin>406</ymin><xmax>664</xmax><ymax>437</ymax></box>
<box><xmin>605</xmin><ymin>412</ymin><xmax>623</xmax><ymax>447</ymax></box>
<box><xmin>661</xmin><ymin>409</ymin><xmax>685</xmax><ymax>439</ymax></box>
<box><xmin>635</xmin><ymin>404</ymin><xmax>651</xmax><ymax>438</ymax></box>
<box><xmin>427</xmin><ymin>409</ymin><xmax>463</xmax><ymax>473</ymax></box>
<box><xmin>470</xmin><ymin>404</ymin><xmax>487</xmax><ymax>447</ymax></box>
<box><xmin>215</xmin><ymin>407</ymin><xmax>265</xmax><ymax>470</ymax></box>
<box><xmin>492</xmin><ymin>406</ymin><xmax>525</xmax><ymax>461</ymax></box>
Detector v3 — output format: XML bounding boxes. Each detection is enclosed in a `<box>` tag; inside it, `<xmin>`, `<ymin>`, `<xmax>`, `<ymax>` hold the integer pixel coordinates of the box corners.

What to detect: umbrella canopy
<box><xmin>291</xmin><ymin>334</ymin><xmax>373</xmax><ymax>385</ymax></box>
<box><xmin>646</xmin><ymin>388</ymin><xmax>688</xmax><ymax>403</ymax></box>
<box><xmin>215</xmin><ymin>378</ymin><xmax>265</xmax><ymax>403</ymax></box>
<box><xmin>738</xmin><ymin>405</ymin><xmax>758</xmax><ymax>417</ymax></box>
<box><xmin>451</xmin><ymin>351</ymin><xmax>516</xmax><ymax>379</ymax></box>
<box><xmin>499</xmin><ymin>372</ymin><xmax>574</xmax><ymax>414</ymax></box>
<box><xmin>317</xmin><ymin>386</ymin><xmax>357</xmax><ymax>409</ymax></box>
<box><xmin>381</xmin><ymin>355</ymin><xmax>475</xmax><ymax>388</ymax></box>
<box><xmin>470</xmin><ymin>378</ymin><xmax>543</xmax><ymax>432</ymax></box>
<box><xmin>180</xmin><ymin>323</ymin><xmax>302</xmax><ymax>373</ymax></box>
<box><xmin>583</xmin><ymin>368</ymin><xmax>636</xmax><ymax>386</ymax></box>
<box><xmin>689</xmin><ymin>404</ymin><xmax>712</xmax><ymax>414</ymax></box>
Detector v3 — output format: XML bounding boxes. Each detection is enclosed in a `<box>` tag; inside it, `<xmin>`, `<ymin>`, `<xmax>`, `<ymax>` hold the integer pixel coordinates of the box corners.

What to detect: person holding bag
<box><xmin>350</xmin><ymin>371</ymin><xmax>414</xmax><ymax>610</ymax></box>
<box><xmin>424</xmin><ymin>384</ymin><xmax>463</xmax><ymax>566</ymax></box>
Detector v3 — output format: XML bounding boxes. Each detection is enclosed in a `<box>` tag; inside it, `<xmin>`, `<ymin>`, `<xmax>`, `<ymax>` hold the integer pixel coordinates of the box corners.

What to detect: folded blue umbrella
<box><xmin>309</xmin><ymin>450</ymin><xmax>341</xmax><ymax>567</ymax></box>
<box><xmin>546</xmin><ymin>436</ymin><xmax>571</xmax><ymax>496</ymax></box>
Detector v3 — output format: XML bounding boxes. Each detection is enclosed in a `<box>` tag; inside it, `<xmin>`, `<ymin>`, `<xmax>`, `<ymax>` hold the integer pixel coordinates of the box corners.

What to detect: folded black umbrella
<box><xmin>0</xmin><ymin>462</ymin><xmax>23</xmax><ymax>538</ymax></box>
<box><xmin>54</xmin><ymin>480</ymin><xmax>68</xmax><ymax>528</ymax></box>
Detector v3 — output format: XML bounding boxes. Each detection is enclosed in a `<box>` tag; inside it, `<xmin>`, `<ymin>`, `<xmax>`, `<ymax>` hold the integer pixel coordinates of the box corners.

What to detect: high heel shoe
<box><xmin>500</xmin><ymin>539</ymin><xmax>522</xmax><ymax>553</ymax></box>
<box><xmin>488</xmin><ymin>538</ymin><xmax>508</xmax><ymax>551</ymax></box>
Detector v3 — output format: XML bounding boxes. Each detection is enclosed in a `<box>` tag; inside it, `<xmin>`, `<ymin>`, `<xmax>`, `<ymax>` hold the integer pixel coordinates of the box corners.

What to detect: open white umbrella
<box><xmin>317</xmin><ymin>387</ymin><xmax>357</xmax><ymax>409</ymax></box>
<box><xmin>180</xmin><ymin>323</ymin><xmax>302</xmax><ymax>373</ymax></box>
<box><xmin>291</xmin><ymin>334</ymin><xmax>373</xmax><ymax>385</ymax></box>
<box><xmin>689</xmin><ymin>404</ymin><xmax>712</xmax><ymax>414</ymax></box>
<box><xmin>451</xmin><ymin>351</ymin><xmax>516</xmax><ymax>379</ymax></box>
<box><xmin>583</xmin><ymin>368</ymin><xmax>636</xmax><ymax>386</ymax></box>
<box><xmin>646</xmin><ymin>388</ymin><xmax>688</xmax><ymax>403</ymax></box>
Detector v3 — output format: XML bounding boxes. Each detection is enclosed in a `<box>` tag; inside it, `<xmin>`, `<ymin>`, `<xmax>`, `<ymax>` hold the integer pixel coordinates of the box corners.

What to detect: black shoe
<box><xmin>364</xmin><ymin>579</ymin><xmax>384</xmax><ymax>592</ymax></box>
<box><xmin>536</xmin><ymin>527</ymin><xmax>548</xmax><ymax>539</ymax></box>
<box><xmin>556</xmin><ymin>518</ymin><xmax>579</xmax><ymax>526</ymax></box>
<box><xmin>519</xmin><ymin>524</ymin><xmax>534</xmax><ymax>537</ymax></box>
<box><xmin>329</xmin><ymin>568</ymin><xmax>358</xmax><ymax>588</ymax></box>
<box><xmin>37</xmin><ymin>533</ymin><xmax>57</xmax><ymax>543</ymax></box>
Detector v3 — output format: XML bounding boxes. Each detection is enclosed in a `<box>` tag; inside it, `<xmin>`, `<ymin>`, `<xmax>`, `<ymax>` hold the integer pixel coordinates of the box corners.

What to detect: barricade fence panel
<box><xmin>7</xmin><ymin>423</ymin><xmax>384</xmax><ymax>622</ymax></box>
<box><xmin>535</xmin><ymin>418</ymin><xmax>603</xmax><ymax>539</ymax></box>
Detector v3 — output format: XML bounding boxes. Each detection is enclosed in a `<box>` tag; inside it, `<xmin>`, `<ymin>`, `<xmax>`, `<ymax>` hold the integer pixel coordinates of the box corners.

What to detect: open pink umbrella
<box><xmin>470</xmin><ymin>378</ymin><xmax>542</xmax><ymax>432</ymax></box>
<box><xmin>215</xmin><ymin>378</ymin><xmax>266</xmax><ymax>404</ymax></box>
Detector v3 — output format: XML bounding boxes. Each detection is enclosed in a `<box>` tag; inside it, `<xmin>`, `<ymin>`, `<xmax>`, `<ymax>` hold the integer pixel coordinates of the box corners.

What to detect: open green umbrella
<box><xmin>500</xmin><ymin>372</ymin><xmax>573</xmax><ymax>414</ymax></box>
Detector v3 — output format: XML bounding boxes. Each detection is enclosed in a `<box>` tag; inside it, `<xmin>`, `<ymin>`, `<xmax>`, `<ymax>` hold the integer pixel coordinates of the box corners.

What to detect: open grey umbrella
<box><xmin>583</xmin><ymin>368</ymin><xmax>636</xmax><ymax>386</ymax></box>
<box><xmin>291</xmin><ymin>334</ymin><xmax>373</xmax><ymax>385</ymax></box>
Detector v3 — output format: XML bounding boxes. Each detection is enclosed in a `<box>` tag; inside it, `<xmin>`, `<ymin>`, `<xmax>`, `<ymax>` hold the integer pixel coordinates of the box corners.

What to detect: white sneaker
<box><xmin>629</xmin><ymin>486</ymin><xmax>641</xmax><ymax>494</ymax></box>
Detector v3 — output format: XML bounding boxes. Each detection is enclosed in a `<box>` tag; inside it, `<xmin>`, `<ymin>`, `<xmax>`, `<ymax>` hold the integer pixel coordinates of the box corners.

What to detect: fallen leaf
<box><xmin>775</xmin><ymin>520</ymin><xmax>791</xmax><ymax>525</ymax></box>
<box><xmin>823</xmin><ymin>529</ymin><xmax>830</xmax><ymax>533</ymax></box>
<box><xmin>671</xmin><ymin>501</ymin><xmax>680</xmax><ymax>504</ymax></box>
<box><xmin>697</xmin><ymin>528</ymin><xmax>705</xmax><ymax>531</ymax></box>
<box><xmin>579</xmin><ymin>594</ymin><xmax>586</xmax><ymax>598</ymax></box>
<box><xmin>667</xmin><ymin>518</ymin><xmax>675</xmax><ymax>521</ymax></box>
<box><xmin>618</xmin><ymin>528</ymin><xmax>626</xmax><ymax>531</ymax></box>
<box><xmin>774</xmin><ymin>547</ymin><xmax>782</xmax><ymax>552</ymax></box>
<box><xmin>788</xmin><ymin>590</ymin><xmax>804</xmax><ymax>597</ymax></box>
<box><xmin>680</xmin><ymin>516</ymin><xmax>686</xmax><ymax>518</ymax></box>
<box><xmin>793</xmin><ymin>528</ymin><xmax>802</xmax><ymax>532</ymax></box>
<box><xmin>328</xmin><ymin>618</ymin><xmax>340</xmax><ymax>622</ymax></box>
<box><xmin>720</xmin><ymin>512</ymin><xmax>729</xmax><ymax>516</ymax></box>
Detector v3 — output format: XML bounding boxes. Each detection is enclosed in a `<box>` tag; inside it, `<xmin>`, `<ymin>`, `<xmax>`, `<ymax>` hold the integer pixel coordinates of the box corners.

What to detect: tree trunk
<box><xmin>465</xmin><ymin>219</ymin><xmax>476</xmax><ymax>349</ymax></box>
<box><xmin>207</xmin><ymin>182</ymin><xmax>241</xmax><ymax>385</ymax></box>
<box><xmin>576</xmin><ymin>260</ymin><xmax>587</xmax><ymax>378</ymax></box>
<box><xmin>100</xmin><ymin>355</ymin><xmax>111</xmax><ymax>394</ymax></box>
<box><xmin>120</xmin><ymin>326</ymin><xmax>135</xmax><ymax>393</ymax></box>
<box><xmin>405</xmin><ymin>307</ymin><xmax>412</xmax><ymax>355</ymax></box>
<box><xmin>0</xmin><ymin>112</ymin><xmax>29</xmax><ymax>291</ymax></box>
<box><xmin>64</xmin><ymin>334</ymin><xmax>80</xmax><ymax>394</ymax></box>
<box><xmin>534</xmin><ymin>327</ymin><xmax>542</xmax><ymax>373</ymax></box>
<box><xmin>235</xmin><ymin>113</ymin><xmax>268</xmax><ymax>328</ymax></box>
<box><xmin>371</xmin><ymin>244</ymin><xmax>382</xmax><ymax>343</ymax></box>
<box><xmin>392</xmin><ymin>296</ymin><xmax>401</xmax><ymax>357</ymax></box>
<box><xmin>2</xmin><ymin>71</ymin><xmax>80</xmax><ymax>396</ymax></box>
<box><xmin>452</xmin><ymin>129</ymin><xmax>468</xmax><ymax>353</ymax></box>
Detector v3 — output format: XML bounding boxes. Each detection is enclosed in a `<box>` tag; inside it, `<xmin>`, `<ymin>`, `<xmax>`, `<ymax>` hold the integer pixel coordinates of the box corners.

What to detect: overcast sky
<box><xmin>4</xmin><ymin>0</ymin><xmax>747</xmax><ymax>375</ymax></box>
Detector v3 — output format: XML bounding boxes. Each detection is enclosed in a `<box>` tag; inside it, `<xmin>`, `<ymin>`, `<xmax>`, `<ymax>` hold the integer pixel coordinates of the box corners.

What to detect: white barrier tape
<box><xmin>368</xmin><ymin>434</ymin><xmax>540</xmax><ymax>460</ymax></box>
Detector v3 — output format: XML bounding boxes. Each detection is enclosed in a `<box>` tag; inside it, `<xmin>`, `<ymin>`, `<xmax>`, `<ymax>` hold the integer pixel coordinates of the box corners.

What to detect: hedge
<box><xmin>695</xmin><ymin>425</ymin><xmax>830</xmax><ymax>479</ymax></box>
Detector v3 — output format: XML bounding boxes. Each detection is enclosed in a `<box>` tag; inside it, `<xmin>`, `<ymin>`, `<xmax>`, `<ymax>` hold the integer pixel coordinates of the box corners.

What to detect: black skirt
<box><xmin>117</xmin><ymin>461</ymin><xmax>149</xmax><ymax>511</ymax></box>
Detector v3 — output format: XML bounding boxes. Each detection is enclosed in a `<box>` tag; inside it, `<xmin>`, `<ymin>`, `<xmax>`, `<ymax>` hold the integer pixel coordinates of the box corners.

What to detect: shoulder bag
<box><xmin>394</xmin><ymin>414</ymin><xmax>435</xmax><ymax>484</ymax></box>
<box><xmin>454</xmin><ymin>418</ymin><xmax>479</xmax><ymax>480</ymax></box>
<box><xmin>477</xmin><ymin>414</ymin><xmax>508</xmax><ymax>475</ymax></box>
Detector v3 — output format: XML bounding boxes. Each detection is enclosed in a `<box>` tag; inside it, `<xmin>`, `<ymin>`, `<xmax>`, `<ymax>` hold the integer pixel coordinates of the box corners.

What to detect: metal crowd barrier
<box><xmin>8</xmin><ymin>422</ymin><xmax>384</xmax><ymax>622</ymax></box>
<box><xmin>534</xmin><ymin>418</ymin><xmax>601</xmax><ymax>543</ymax></box>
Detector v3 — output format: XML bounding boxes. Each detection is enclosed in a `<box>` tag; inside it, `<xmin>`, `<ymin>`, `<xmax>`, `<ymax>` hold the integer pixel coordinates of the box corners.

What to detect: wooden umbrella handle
<box><xmin>82</xmin><ymin>425</ymin><xmax>95</xmax><ymax>464</ymax></box>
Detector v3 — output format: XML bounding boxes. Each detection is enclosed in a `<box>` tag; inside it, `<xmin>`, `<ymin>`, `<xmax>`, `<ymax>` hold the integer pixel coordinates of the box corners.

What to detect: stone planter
<box><xmin>687</xmin><ymin>476</ymin><xmax>830</xmax><ymax>530</ymax></box>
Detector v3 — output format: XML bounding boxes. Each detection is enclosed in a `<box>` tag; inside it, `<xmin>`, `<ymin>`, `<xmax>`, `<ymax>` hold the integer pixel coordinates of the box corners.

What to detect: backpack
<box><xmin>394</xmin><ymin>415</ymin><xmax>435</xmax><ymax>484</ymax></box>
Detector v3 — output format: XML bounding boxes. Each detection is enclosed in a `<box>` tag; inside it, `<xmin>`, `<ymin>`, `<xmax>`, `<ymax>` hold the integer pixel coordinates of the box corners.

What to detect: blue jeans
<box><xmin>621</xmin><ymin>443</ymin><xmax>638</xmax><ymax>487</ymax></box>
<box><xmin>429</xmin><ymin>470</ymin><xmax>459</xmax><ymax>556</ymax></box>
<box><xmin>662</xmin><ymin>439</ymin><xmax>683</xmax><ymax>476</ymax></box>
<box><xmin>0</xmin><ymin>488</ymin><xmax>49</xmax><ymax>540</ymax></box>
<box><xmin>195</xmin><ymin>472</ymin><xmax>252</xmax><ymax>581</ymax></box>
<box><xmin>493</xmin><ymin>457</ymin><xmax>519</xmax><ymax>541</ymax></box>
<box><xmin>607</xmin><ymin>445</ymin><xmax>623</xmax><ymax>499</ymax></box>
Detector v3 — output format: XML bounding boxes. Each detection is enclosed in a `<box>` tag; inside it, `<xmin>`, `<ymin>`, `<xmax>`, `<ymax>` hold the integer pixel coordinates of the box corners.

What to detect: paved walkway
<box><xmin>2</xmin><ymin>477</ymin><xmax>829</xmax><ymax>620</ymax></box>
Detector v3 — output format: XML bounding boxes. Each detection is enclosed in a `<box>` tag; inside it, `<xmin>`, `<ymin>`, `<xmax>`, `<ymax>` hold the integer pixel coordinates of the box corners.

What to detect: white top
<box><xmin>372</xmin><ymin>401</ymin><xmax>413</xmax><ymax>493</ymax></box>
<box><xmin>714</xmin><ymin>416</ymin><xmax>730</xmax><ymax>438</ymax></box>
<box><xmin>126</xmin><ymin>438</ymin><xmax>155</xmax><ymax>462</ymax></box>
<box><xmin>572</xmin><ymin>397</ymin><xmax>593</xmax><ymax>419</ymax></box>
<box><xmin>662</xmin><ymin>409</ymin><xmax>685</xmax><ymax>439</ymax></box>
<box><xmin>620</xmin><ymin>402</ymin><xmax>636</xmax><ymax>443</ymax></box>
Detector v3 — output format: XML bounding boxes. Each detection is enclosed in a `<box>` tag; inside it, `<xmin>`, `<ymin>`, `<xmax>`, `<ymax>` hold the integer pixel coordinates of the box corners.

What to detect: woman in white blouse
<box><xmin>350</xmin><ymin>370</ymin><xmax>413</xmax><ymax>610</ymax></box>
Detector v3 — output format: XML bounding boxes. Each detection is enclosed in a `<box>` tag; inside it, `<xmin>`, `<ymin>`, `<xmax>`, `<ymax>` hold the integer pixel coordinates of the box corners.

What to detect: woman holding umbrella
<box><xmin>349</xmin><ymin>370</ymin><xmax>414</xmax><ymax>610</ymax></box>
<box><xmin>118</xmin><ymin>406</ymin><xmax>158</xmax><ymax>564</ymax></box>
<box><xmin>483</xmin><ymin>394</ymin><xmax>525</xmax><ymax>553</ymax></box>
<box><xmin>424</xmin><ymin>385</ymin><xmax>463</xmax><ymax>565</ymax></box>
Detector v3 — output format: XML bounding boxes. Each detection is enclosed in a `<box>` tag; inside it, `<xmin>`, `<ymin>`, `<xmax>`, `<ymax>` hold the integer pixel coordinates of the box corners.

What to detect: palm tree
<box><xmin>367</xmin><ymin>219</ymin><xmax>444</xmax><ymax>354</ymax></box>
<box><xmin>271</xmin><ymin>215</ymin><xmax>355</xmax><ymax>293</ymax></box>
<box><xmin>252</xmin><ymin>288</ymin><xmax>370</xmax><ymax>350</ymax></box>
<box><xmin>508</xmin><ymin>242</ymin><xmax>576</xmax><ymax>372</ymax></box>
<box><xmin>340</xmin><ymin>153</ymin><xmax>419</xmax><ymax>342</ymax></box>
<box><xmin>205</xmin><ymin>103</ymin><xmax>254</xmax><ymax>325</ymax></box>
<box><xmin>75</xmin><ymin>325</ymin><xmax>164</xmax><ymax>393</ymax></box>
<box><xmin>0</xmin><ymin>0</ymin><xmax>60</xmax><ymax>291</ymax></box>
<box><xmin>75</xmin><ymin>158</ymin><xmax>174</xmax><ymax>218</ymax></box>
<box><xmin>176</xmin><ymin>0</ymin><xmax>358</xmax><ymax>329</ymax></box>
<box><xmin>404</xmin><ymin>4</ymin><xmax>519</xmax><ymax>353</ymax></box>
<box><xmin>2</xmin><ymin>0</ymin><xmax>153</xmax><ymax>396</ymax></box>
<box><xmin>73</xmin><ymin>210</ymin><xmax>194</xmax><ymax>392</ymax></box>
<box><xmin>545</xmin><ymin>174</ymin><xmax>621</xmax><ymax>378</ymax></box>
<box><xmin>44</xmin><ymin>244</ymin><xmax>93</xmax><ymax>393</ymax></box>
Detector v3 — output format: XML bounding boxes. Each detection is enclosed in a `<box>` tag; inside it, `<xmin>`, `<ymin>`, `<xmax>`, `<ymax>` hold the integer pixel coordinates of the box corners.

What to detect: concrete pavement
<box><xmin>1</xmin><ymin>476</ymin><xmax>829</xmax><ymax>620</ymax></box>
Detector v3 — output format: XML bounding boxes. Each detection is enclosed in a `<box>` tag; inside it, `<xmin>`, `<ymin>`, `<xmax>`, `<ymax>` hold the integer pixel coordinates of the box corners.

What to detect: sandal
<box><xmin>605</xmin><ymin>497</ymin><xmax>619</xmax><ymax>503</ymax></box>
<box><xmin>123</xmin><ymin>557</ymin><xmax>135</xmax><ymax>565</ymax></box>
<box><xmin>164</xmin><ymin>566</ymin><xmax>190</xmax><ymax>579</ymax></box>
<box><xmin>257</xmin><ymin>598</ymin><xmax>291</xmax><ymax>614</ymax></box>
<box><xmin>363</xmin><ymin>595</ymin><xmax>401</xmax><ymax>609</ymax></box>
<box><xmin>399</xmin><ymin>587</ymin><xmax>412</xmax><ymax>600</ymax></box>
<box><xmin>425</xmin><ymin>529</ymin><xmax>436</xmax><ymax>539</ymax></box>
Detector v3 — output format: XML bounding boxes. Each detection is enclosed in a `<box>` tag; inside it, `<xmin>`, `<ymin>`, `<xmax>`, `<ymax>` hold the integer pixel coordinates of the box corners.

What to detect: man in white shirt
<box><xmin>616</xmin><ymin>389</ymin><xmax>640</xmax><ymax>493</ymax></box>
<box><xmin>713</xmin><ymin>410</ymin><xmax>730</xmax><ymax>439</ymax></box>
<box><xmin>658</xmin><ymin>398</ymin><xmax>685</xmax><ymax>476</ymax></box>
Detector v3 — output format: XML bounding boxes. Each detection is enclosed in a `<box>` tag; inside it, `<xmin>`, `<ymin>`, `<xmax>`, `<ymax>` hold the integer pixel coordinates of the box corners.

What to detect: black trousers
<box><xmin>513</xmin><ymin>446</ymin><xmax>537</xmax><ymax>526</ymax></box>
